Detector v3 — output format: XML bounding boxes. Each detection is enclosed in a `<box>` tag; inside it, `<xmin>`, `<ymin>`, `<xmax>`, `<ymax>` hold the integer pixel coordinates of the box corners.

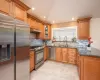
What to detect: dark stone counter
<box><xmin>47</xmin><ymin>46</ymin><xmax>100</xmax><ymax>57</ymax></box>
<box><xmin>78</xmin><ymin>47</ymin><xmax>100</xmax><ymax>57</ymax></box>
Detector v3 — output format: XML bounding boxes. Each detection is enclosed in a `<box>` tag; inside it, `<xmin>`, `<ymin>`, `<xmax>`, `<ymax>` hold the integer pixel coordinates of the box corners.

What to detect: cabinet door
<box><xmin>44</xmin><ymin>25</ymin><xmax>51</xmax><ymax>40</ymax></box>
<box><xmin>62</xmin><ymin>48</ymin><xmax>68</xmax><ymax>63</ymax></box>
<box><xmin>48</xmin><ymin>25</ymin><xmax>51</xmax><ymax>39</ymax></box>
<box><xmin>0</xmin><ymin>0</ymin><xmax>12</xmax><ymax>15</ymax></box>
<box><xmin>78</xmin><ymin>21</ymin><xmax>90</xmax><ymax>39</ymax></box>
<box><xmin>30</xmin><ymin>18</ymin><xmax>39</xmax><ymax>30</ymax></box>
<box><xmin>55</xmin><ymin>48</ymin><xmax>62</xmax><ymax>62</ymax></box>
<box><xmin>30</xmin><ymin>51</ymin><xmax>34</xmax><ymax>72</ymax></box>
<box><xmin>83</xmin><ymin>57</ymin><xmax>100</xmax><ymax>80</ymax></box>
<box><xmin>44</xmin><ymin>47</ymin><xmax>49</xmax><ymax>61</ymax></box>
<box><xmin>37</xmin><ymin>23</ymin><xmax>44</xmax><ymax>39</ymax></box>
<box><xmin>68</xmin><ymin>48</ymin><xmax>77</xmax><ymax>64</ymax></box>
<box><xmin>14</xmin><ymin>3</ymin><xmax>27</xmax><ymax>22</ymax></box>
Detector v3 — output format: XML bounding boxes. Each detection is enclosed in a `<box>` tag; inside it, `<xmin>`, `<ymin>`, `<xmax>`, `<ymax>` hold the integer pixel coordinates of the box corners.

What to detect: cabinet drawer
<box><xmin>68</xmin><ymin>53</ymin><xmax>76</xmax><ymax>57</ymax></box>
<box><xmin>68</xmin><ymin>60</ymin><xmax>76</xmax><ymax>64</ymax></box>
<box><xmin>68</xmin><ymin>56</ymin><xmax>76</xmax><ymax>60</ymax></box>
<box><xmin>68</xmin><ymin>48</ymin><xmax>76</xmax><ymax>51</ymax></box>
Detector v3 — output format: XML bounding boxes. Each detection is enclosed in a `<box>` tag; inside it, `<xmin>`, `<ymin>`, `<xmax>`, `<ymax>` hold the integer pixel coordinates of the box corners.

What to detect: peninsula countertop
<box><xmin>78</xmin><ymin>47</ymin><xmax>100</xmax><ymax>57</ymax></box>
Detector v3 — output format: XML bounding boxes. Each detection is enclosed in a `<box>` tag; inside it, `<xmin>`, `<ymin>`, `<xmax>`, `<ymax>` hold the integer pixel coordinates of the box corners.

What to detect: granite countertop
<box><xmin>78</xmin><ymin>47</ymin><xmax>100</xmax><ymax>57</ymax></box>
<box><xmin>47</xmin><ymin>45</ymin><xmax>100</xmax><ymax>57</ymax></box>
<box><xmin>47</xmin><ymin>46</ymin><xmax>77</xmax><ymax>49</ymax></box>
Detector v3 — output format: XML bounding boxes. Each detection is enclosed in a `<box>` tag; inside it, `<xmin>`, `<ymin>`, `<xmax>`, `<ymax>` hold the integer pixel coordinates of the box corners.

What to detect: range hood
<box><xmin>30</xmin><ymin>28</ymin><xmax>41</xmax><ymax>33</ymax></box>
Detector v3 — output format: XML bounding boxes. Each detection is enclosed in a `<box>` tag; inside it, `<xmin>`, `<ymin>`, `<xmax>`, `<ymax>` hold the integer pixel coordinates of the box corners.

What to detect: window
<box><xmin>52</xmin><ymin>26</ymin><xmax>77</xmax><ymax>41</ymax></box>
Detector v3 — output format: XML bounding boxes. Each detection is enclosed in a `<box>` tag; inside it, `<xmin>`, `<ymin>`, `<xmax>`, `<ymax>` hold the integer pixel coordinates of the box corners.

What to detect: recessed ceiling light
<box><xmin>44</xmin><ymin>16</ymin><xmax>46</xmax><ymax>18</ymax></box>
<box><xmin>72</xmin><ymin>18</ymin><xmax>74</xmax><ymax>20</ymax></box>
<box><xmin>32</xmin><ymin>7</ymin><xmax>35</xmax><ymax>10</ymax></box>
<box><xmin>53</xmin><ymin>21</ymin><xmax>55</xmax><ymax>23</ymax></box>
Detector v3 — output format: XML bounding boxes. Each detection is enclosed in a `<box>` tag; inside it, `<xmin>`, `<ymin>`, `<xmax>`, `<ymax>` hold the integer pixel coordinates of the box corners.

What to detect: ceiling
<box><xmin>21</xmin><ymin>0</ymin><xmax>100</xmax><ymax>24</ymax></box>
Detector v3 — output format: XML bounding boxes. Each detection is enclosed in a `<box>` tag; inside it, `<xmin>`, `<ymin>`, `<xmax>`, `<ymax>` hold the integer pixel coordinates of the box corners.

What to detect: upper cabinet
<box><xmin>48</xmin><ymin>25</ymin><xmax>51</xmax><ymax>39</ymax></box>
<box><xmin>44</xmin><ymin>25</ymin><xmax>51</xmax><ymax>40</ymax></box>
<box><xmin>0</xmin><ymin>0</ymin><xmax>30</xmax><ymax>22</ymax></box>
<box><xmin>0</xmin><ymin>0</ymin><xmax>12</xmax><ymax>15</ymax></box>
<box><xmin>27</xmin><ymin>14</ymin><xmax>51</xmax><ymax>40</ymax></box>
<box><xmin>38</xmin><ymin>23</ymin><xmax>44</xmax><ymax>39</ymax></box>
<box><xmin>27</xmin><ymin>14</ymin><xmax>40</xmax><ymax>30</ymax></box>
<box><xmin>12</xmin><ymin>0</ymin><xmax>30</xmax><ymax>22</ymax></box>
<box><xmin>77</xmin><ymin>17</ymin><xmax>91</xmax><ymax>39</ymax></box>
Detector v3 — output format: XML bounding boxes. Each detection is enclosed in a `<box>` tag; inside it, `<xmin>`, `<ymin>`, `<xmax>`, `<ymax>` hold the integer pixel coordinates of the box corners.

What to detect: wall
<box><xmin>90</xmin><ymin>18</ymin><xmax>100</xmax><ymax>49</ymax></box>
<box><xmin>51</xmin><ymin>21</ymin><xmax>77</xmax><ymax>28</ymax></box>
<box><xmin>51</xmin><ymin>21</ymin><xmax>77</xmax><ymax>40</ymax></box>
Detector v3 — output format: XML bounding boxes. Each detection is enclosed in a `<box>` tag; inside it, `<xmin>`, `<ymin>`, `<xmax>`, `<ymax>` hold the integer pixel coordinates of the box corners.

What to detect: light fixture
<box><xmin>44</xmin><ymin>16</ymin><xmax>46</xmax><ymax>18</ymax></box>
<box><xmin>53</xmin><ymin>21</ymin><xmax>55</xmax><ymax>23</ymax></box>
<box><xmin>72</xmin><ymin>17</ymin><xmax>74</xmax><ymax>20</ymax></box>
<box><xmin>32</xmin><ymin>7</ymin><xmax>35</xmax><ymax>10</ymax></box>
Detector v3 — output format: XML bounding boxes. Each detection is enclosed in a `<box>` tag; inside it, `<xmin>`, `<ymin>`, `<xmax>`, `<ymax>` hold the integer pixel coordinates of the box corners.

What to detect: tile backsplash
<box><xmin>77</xmin><ymin>40</ymin><xmax>89</xmax><ymax>48</ymax></box>
<box><xmin>77</xmin><ymin>40</ymin><xmax>89</xmax><ymax>54</ymax></box>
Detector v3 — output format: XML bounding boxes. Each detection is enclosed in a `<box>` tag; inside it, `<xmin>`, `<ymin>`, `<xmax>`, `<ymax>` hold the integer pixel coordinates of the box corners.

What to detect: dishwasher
<box><xmin>48</xmin><ymin>47</ymin><xmax>56</xmax><ymax>60</ymax></box>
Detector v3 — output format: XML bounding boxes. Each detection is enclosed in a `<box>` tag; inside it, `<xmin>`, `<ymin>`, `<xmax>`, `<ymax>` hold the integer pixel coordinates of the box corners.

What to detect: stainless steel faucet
<box><xmin>64</xmin><ymin>36</ymin><xmax>68</xmax><ymax>47</ymax></box>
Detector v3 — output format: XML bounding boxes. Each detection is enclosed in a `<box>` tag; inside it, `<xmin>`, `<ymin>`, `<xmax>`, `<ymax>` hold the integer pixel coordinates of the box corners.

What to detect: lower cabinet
<box><xmin>30</xmin><ymin>51</ymin><xmax>35</xmax><ymax>72</ymax></box>
<box><xmin>55</xmin><ymin>48</ymin><xmax>62</xmax><ymax>62</ymax></box>
<box><xmin>44</xmin><ymin>47</ymin><xmax>49</xmax><ymax>61</ymax></box>
<box><xmin>80</xmin><ymin>56</ymin><xmax>100</xmax><ymax>80</ymax></box>
<box><xmin>68</xmin><ymin>48</ymin><xmax>77</xmax><ymax>64</ymax></box>
<box><xmin>55</xmin><ymin>48</ymin><xmax>77</xmax><ymax>64</ymax></box>
<box><xmin>62</xmin><ymin>48</ymin><xmax>68</xmax><ymax>62</ymax></box>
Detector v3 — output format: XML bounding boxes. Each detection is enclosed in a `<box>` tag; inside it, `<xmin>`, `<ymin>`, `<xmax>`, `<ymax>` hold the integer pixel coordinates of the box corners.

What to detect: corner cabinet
<box><xmin>77</xmin><ymin>17</ymin><xmax>91</xmax><ymax>39</ymax></box>
<box><xmin>0</xmin><ymin>0</ymin><xmax>12</xmax><ymax>15</ymax></box>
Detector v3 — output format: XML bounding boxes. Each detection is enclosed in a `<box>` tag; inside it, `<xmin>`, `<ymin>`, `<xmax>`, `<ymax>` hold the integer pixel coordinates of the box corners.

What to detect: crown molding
<box><xmin>11</xmin><ymin>0</ymin><xmax>30</xmax><ymax>10</ymax></box>
<box><xmin>27</xmin><ymin>13</ymin><xmax>51</xmax><ymax>25</ymax></box>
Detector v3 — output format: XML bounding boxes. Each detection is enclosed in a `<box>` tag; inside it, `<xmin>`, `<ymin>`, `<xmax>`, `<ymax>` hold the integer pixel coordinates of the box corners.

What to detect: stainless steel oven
<box><xmin>34</xmin><ymin>47</ymin><xmax>44</xmax><ymax>69</ymax></box>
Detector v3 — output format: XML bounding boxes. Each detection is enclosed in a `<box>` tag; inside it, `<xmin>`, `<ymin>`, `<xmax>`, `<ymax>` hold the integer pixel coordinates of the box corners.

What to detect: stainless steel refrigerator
<box><xmin>0</xmin><ymin>13</ymin><xmax>30</xmax><ymax>80</ymax></box>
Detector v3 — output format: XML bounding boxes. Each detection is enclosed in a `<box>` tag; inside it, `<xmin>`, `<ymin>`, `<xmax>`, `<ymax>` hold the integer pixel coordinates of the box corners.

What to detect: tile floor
<box><xmin>30</xmin><ymin>61</ymin><xmax>79</xmax><ymax>80</ymax></box>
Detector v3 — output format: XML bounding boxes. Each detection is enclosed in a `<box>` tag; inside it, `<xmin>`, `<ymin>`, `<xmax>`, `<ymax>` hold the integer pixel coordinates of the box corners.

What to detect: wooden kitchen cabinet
<box><xmin>27</xmin><ymin>15</ymin><xmax>40</xmax><ymax>30</ymax></box>
<box><xmin>30</xmin><ymin>51</ymin><xmax>35</xmax><ymax>72</ymax></box>
<box><xmin>55</xmin><ymin>48</ymin><xmax>62</xmax><ymax>62</ymax></box>
<box><xmin>62</xmin><ymin>48</ymin><xmax>68</xmax><ymax>63</ymax></box>
<box><xmin>38</xmin><ymin>23</ymin><xmax>44</xmax><ymax>39</ymax></box>
<box><xmin>77</xmin><ymin>53</ymin><xmax>81</xmax><ymax>76</ymax></box>
<box><xmin>77</xmin><ymin>17</ymin><xmax>91</xmax><ymax>39</ymax></box>
<box><xmin>13</xmin><ymin>3</ymin><xmax>27</xmax><ymax>22</ymax></box>
<box><xmin>44</xmin><ymin>25</ymin><xmax>51</xmax><ymax>40</ymax></box>
<box><xmin>44</xmin><ymin>47</ymin><xmax>49</xmax><ymax>61</ymax></box>
<box><xmin>0</xmin><ymin>0</ymin><xmax>12</xmax><ymax>15</ymax></box>
<box><xmin>68</xmin><ymin>48</ymin><xmax>77</xmax><ymax>64</ymax></box>
<box><xmin>55</xmin><ymin>48</ymin><xmax>77</xmax><ymax>64</ymax></box>
<box><xmin>12</xmin><ymin>0</ymin><xmax>29</xmax><ymax>22</ymax></box>
<box><xmin>48</xmin><ymin>25</ymin><xmax>51</xmax><ymax>39</ymax></box>
<box><xmin>80</xmin><ymin>56</ymin><xmax>100</xmax><ymax>80</ymax></box>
